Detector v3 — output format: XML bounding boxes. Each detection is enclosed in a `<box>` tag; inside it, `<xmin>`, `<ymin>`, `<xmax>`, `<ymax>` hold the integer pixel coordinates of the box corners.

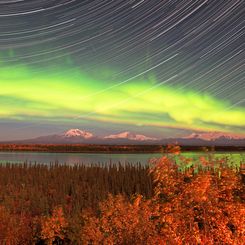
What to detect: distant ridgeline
<box><xmin>0</xmin><ymin>144</ymin><xmax>244</xmax><ymax>152</ymax></box>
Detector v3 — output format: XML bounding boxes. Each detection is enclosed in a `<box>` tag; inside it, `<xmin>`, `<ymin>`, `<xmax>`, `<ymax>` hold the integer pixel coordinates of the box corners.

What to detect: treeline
<box><xmin>0</xmin><ymin>143</ymin><xmax>244</xmax><ymax>152</ymax></box>
<box><xmin>0</xmin><ymin>144</ymin><xmax>163</xmax><ymax>153</ymax></box>
<box><xmin>0</xmin><ymin>149</ymin><xmax>244</xmax><ymax>244</ymax></box>
<box><xmin>0</xmin><ymin>162</ymin><xmax>152</xmax><ymax>215</ymax></box>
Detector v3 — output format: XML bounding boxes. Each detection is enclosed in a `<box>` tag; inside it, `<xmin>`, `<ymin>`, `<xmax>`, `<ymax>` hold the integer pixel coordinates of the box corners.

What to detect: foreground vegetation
<box><xmin>0</xmin><ymin>146</ymin><xmax>244</xmax><ymax>244</ymax></box>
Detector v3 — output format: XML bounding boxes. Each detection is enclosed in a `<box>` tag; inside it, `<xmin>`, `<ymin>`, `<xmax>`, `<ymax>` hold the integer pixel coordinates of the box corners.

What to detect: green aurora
<box><xmin>0</xmin><ymin>65</ymin><xmax>245</xmax><ymax>135</ymax></box>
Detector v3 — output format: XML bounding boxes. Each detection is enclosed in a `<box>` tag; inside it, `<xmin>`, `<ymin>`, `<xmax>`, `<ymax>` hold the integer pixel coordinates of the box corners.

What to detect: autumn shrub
<box><xmin>40</xmin><ymin>206</ymin><xmax>68</xmax><ymax>245</ymax></box>
<box><xmin>148</xmin><ymin>154</ymin><xmax>244</xmax><ymax>244</ymax></box>
<box><xmin>80</xmin><ymin>150</ymin><xmax>245</xmax><ymax>245</ymax></box>
<box><xmin>80</xmin><ymin>194</ymin><xmax>157</xmax><ymax>244</ymax></box>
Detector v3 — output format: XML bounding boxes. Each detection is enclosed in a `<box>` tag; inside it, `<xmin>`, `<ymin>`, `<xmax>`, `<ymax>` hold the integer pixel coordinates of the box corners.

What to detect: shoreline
<box><xmin>0</xmin><ymin>144</ymin><xmax>244</xmax><ymax>153</ymax></box>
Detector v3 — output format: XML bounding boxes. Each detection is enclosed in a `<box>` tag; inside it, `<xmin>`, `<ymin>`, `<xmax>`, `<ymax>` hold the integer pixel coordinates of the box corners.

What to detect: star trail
<box><xmin>0</xmin><ymin>0</ymin><xmax>244</xmax><ymax>140</ymax></box>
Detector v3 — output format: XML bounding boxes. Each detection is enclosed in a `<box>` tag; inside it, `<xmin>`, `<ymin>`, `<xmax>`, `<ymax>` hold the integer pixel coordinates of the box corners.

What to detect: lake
<box><xmin>0</xmin><ymin>151</ymin><xmax>244</xmax><ymax>166</ymax></box>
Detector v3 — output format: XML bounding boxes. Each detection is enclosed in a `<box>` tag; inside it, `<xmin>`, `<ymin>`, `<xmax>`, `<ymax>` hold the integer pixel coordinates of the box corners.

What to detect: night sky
<box><xmin>0</xmin><ymin>0</ymin><xmax>244</xmax><ymax>140</ymax></box>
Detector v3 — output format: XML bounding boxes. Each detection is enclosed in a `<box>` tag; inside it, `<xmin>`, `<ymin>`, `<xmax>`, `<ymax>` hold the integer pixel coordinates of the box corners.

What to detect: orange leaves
<box><xmin>81</xmin><ymin>194</ymin><xmax>156</xmax><ymax>244</ymax></box>
<box><xmin>147</xmin><ymin>150</ymin><xmax>245</xmax><ymax>244</ymax></box>
<box><xmin>184</xmin><ymin>174</ymin><xmax>212</xmax><ymax>202</ymax></box>
<box><xmin>40</xmin><ymin>206</ymin><xmax>68</xmax><ymax>244</ymax></box>
<box><xmin>166</xmin><ymin>144</ymin><xmax>181</xmax><ymax>155</ymax></box>
<box><xmin>79</xmin><ymin>149</ymin><xmax>245</xmax><ymax>244</ymax></box>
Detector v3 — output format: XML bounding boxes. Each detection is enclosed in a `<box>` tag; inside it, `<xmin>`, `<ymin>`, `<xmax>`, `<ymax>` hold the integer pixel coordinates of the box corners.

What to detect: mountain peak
<box><xmin>104</xmin><ymin>131</ymin><xmax>157</xmax><ymax>141</ymax></box>
<box><xmin>62</xmin><ymin>129</ymin><xmax>93</xmax><ymax>139</ymax></box>
<box><xmin>184</xmin><ymin>132</ymin><xmax>245</xmax><ymax>141</ymax></box>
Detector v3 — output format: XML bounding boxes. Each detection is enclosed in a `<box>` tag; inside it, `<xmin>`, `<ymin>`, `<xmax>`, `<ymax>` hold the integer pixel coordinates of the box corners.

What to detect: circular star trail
<box><xmin>0</xmin><ymin>0</ymin><xmax>244</xmax><ymax>140</ymax></box>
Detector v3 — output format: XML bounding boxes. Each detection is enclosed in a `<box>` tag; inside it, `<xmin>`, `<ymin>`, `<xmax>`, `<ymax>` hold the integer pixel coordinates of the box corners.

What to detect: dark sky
<box><xmin>0</xmin><ymin>0</ymin><xmax>244</xmax><ymax>140</ymax></box>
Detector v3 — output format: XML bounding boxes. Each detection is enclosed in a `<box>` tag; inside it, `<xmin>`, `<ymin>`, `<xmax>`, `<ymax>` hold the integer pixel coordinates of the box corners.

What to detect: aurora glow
<box><xmin>0</xmin><ymin>1</ymin><xmax>244</xmax><ymax>140</ymax></box>
<box><xmin>0</xmin><ymin>64</ymin><xmax>244</xmax><ymax>136</ymax></box>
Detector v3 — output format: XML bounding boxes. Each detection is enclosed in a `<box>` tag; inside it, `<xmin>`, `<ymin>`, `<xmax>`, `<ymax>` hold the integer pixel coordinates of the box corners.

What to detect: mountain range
<box><xmin>2</xmin><ymin>129</ymin><xmax>245</xmax><ymax>146</ymax></box>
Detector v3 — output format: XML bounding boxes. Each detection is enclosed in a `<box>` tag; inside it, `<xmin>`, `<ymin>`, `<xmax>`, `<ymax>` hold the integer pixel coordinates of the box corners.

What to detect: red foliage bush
<box><xmin>80</xmin><ymin>150</ymin><xmax>245</xmax><ymax>244</ymax></box>
<box><xmin>40</xmin><ymin>206</ymin><xmax>68</xmax><ymax>244</ymax></box>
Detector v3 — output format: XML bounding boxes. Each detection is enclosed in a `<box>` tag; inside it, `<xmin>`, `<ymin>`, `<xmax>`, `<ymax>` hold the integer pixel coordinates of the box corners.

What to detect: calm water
<box><xmin>0</xmin><ymin>151</ymin><xmax>244</xmax><ymax>166</ymax></box>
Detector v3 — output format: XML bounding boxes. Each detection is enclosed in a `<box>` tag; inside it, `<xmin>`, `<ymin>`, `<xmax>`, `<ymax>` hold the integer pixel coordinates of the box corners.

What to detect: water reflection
<box><xmin>0</xmin><ymin>151</ymin><xmax>244</xmax><ymax>166</ymax></box>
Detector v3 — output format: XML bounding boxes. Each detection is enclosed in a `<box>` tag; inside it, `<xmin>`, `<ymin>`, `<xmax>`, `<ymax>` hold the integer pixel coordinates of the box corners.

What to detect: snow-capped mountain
<box><xmin>184</xmin><ymin>132</ymin><xmax>245</xmax><ymax>141</ymax></box>
<box><xmin>62</xmin><ymin>129</ymin><xmax>93</xmax><ymax>139</ymax></box>
<box><xmin>104</xmin><ymin>131</ymin><xmax>157</xmax><ymax>141</ymax></box>
<box><xmin>1</xmin><ymin>129</ymin><xmax>244</xmax><ymax>146</ymax></box>
<box><xmin>8</xmin><ymin>129</ymin><xmax>96</xmax><ymax>144</ymax></box>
